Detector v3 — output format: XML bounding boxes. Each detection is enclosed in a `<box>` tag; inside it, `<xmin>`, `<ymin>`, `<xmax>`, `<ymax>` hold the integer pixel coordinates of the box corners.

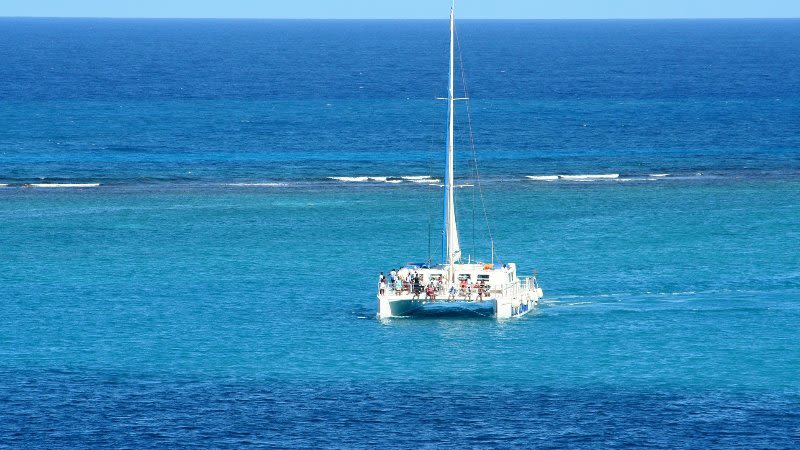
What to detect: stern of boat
<box><xmin>495</xmin><ymin>274</ymin><xmax>543</xmax><ymax>319</ymax></box>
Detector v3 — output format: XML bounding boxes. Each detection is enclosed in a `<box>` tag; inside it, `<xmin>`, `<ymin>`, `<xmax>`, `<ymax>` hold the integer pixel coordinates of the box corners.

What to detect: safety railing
<box><xmin>379</xmin><ymin>282</ymin><xmax>493</xmax><ymax>301</ymax></box>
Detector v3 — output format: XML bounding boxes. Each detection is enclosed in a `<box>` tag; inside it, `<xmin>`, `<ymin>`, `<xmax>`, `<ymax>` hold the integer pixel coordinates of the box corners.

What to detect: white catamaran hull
<box><xmin>378</xmin><ymin>294</ymin><xmax>539</xmax><ymax>319</ymax></box>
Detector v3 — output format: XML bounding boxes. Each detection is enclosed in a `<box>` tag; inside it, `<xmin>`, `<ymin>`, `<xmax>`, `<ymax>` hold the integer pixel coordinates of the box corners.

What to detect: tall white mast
<box><xmin>443</xmin><ymin>1</ymin><xmax>461</xmax><ymax>274</ymax></box>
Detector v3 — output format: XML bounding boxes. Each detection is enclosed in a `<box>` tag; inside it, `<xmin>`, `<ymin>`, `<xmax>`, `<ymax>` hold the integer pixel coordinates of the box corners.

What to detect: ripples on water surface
<box><xmin>2</xmin><ymin>18</ymin><xmax>800</xmax><ymax>448</ymax></box>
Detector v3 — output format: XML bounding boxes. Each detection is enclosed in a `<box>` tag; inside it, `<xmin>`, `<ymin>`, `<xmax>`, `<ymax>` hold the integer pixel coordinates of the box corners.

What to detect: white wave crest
<box><xmin>615</xmin><ymin>177</ymin><xmax>653</xmax><ymax>182</ymax></box>
<box><xmin>328</xmin><ymin>176</ymin><xmax>370</xmax><ymax>182</ymax></box>
<box><xmin>559</xmin><ymin>174</ymin><xmax>619</xmax><ymax>180</ymax></box>
<box><xmin>649</xmin><ymin>173</ymin><xmax>669</xmax><ymax>177</ymax></box>
<box><xmin>328</xmin><ymin>176</ymin><xmax>404</xmax><ymax>183</ymax></box>
<box><xmin>328</xmin><ymin>175</ymin><xmax>439</xmax><ymax>184</ymax></box>
<box><xmin>526</xmin><ymin>174</ymin><xmax>620</xmax><ymax>182</ymax></box>
<box><xmin>25</xmin><ymin>183</ymin><xmax>100</xmax><ymax>188</ymax></box>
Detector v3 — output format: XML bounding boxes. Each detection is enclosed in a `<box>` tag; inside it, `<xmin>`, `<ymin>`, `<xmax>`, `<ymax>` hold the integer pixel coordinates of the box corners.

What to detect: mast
<box><xmin>443</xmin><ymin>0</ymin><xmax>461</xmax><ymax>277</ymax></box>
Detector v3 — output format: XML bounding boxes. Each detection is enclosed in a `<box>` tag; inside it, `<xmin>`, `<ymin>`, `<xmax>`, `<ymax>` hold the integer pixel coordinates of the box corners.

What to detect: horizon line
<box><xmin>2</xmin><ymin>16</ymin><xmax>799</xmax><ymax>20</ymax></box>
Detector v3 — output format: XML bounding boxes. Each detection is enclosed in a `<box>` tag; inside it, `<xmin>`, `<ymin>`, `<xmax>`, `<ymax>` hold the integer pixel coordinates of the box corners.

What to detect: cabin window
<box><xmin>477</xmin><ymin>274</ymin><xmax>490</xmax><ymax>281</ymax></box>
<box><xmin>458</xmin><ymin>274</ymin><xmax>471</xmax><ymax>281</ymax></box>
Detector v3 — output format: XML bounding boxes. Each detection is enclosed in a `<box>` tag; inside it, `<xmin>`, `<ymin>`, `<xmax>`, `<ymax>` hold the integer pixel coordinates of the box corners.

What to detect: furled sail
<box><xmin>443</xmin><ymin>2</ymin><xmax>461</xmax><ymax>266</ymax></box>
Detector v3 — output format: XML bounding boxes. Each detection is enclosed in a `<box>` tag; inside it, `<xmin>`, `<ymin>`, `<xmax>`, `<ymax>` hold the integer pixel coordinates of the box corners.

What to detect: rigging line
<box><xmin>425</xmin><ymin>99</ymin><xmax>438</xmax><ymax>265</ymax></box>
<box><xmin>472</xmin><ymin>156</ymin><xmax>476</xmax><ymax>260</ymax></box>
<box><xmin>427</xmin><ymin>41</ymin><xmax>448</xmax><ymax>264</ymax></box>
<box><xmin>455</xmin><ymin>81</ymin><xmax>477</xmax><ymax>261</ymax></box>
<box><xmin>454</xmin><ymin>24</ymin><xmax>501</xmax><ymax>265</ymax></box>
<box><xmin>428</xmin><ymin>211</ymin><xmax>432</xmax><ymax>265</ymax></box>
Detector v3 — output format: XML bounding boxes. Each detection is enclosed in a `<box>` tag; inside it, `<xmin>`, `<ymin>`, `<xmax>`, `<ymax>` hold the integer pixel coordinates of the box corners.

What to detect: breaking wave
<box><xmin>23</xmin><ymin>183</ymin><xmax>100</xmax><ymax>188</ymax></box>
<box><xmin>559</xmin><ymin>174</ymin><xmax>620</xmax><ymax>181</ymax></box>
<box><xmin>1</xmin><ymin>171</ymin><xmax>785</xmax><ymax>191</ymax></box>
<box><xmin>525</xmin><ymin>173</ymin><xmax>678</xmax><ymax>182</ymax></box>
<box><xmin>326</xmin><ymin>175</ymin><xmax>440</xmax><ymax>185</ymax></box>
<box><xmin>525</xmin><ymin>175</ymin><xmax>559</xmax><ymax>181</ymax></box>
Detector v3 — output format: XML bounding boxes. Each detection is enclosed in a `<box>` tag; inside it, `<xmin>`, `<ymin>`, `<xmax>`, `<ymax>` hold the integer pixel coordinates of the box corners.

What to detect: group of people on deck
<box><xmin>379</xmin><ymin>269</ymin><xmax>491</xmax><ymax>302</ymax></box>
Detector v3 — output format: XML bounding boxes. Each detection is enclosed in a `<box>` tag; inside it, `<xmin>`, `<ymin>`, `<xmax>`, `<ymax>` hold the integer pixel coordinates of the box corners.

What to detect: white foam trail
<box><xmin>559</xmin><ymin>174</ymin><xmax>619</xmax><ymax>180</ymax></box>
<box><xmin>649</xmin><ymin>173</ymin><xmax>669</xmax><ymax>177</ymax></box>
<box><xmin>0</xmin><ymin>184</ymin><xmax>7</xmax><ymax>187</ymax></box>
<box><xmin>386</xmin><ymin>180</ymin><xmax>403</xmax><ymax>184</ymax></box>
<box><xmin>368</xmin><ymin>176</ymin><xmax>388</xmax><ymax>182</ymax></box>
<box><xmin>401</xmin><ymin>175</ymin><xmax>433</xmax><ymax>180</ymax></box>
<box><xmin>26</xmin><ymin>183</ymin><xmax>100</xmax><ymax>188</ymax></box>
<box><xmin>525</xmin><ymin>175</ymin><xmax>559</xmax><ymax>181</ymax></box>
<box><xmin>457</xmin><ymin>184</ymin><xmax>474</xmax><ymax>188</ymax></box>
<box><xmin>409</xmin><ymin>178</ymin><xmax>441</xmax><ymax>183</ymax></box>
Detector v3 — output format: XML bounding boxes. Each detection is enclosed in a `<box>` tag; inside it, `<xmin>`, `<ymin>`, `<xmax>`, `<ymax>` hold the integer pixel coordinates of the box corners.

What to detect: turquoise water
<box><xmin>3</xmin><ymin>181</ymin><xmax>799</xmax><ymax>388</ymax></box>
<box><xmin>2</xmin><ymin>18</ymin><xmax>800</xmax><ymax>447</ymax></box>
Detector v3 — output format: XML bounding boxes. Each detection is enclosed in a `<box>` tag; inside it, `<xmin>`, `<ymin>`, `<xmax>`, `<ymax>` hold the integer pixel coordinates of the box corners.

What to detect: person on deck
<box><xmin>425</xmin><ymin>282</ymin><xmax>436</xmax><ymax>302</ymax></box>
<box><xmin>412</xmin><ymin>275</ymin><xmax>423</xmax><ymax>300</ymax></box>
<box><xmin>448</xmin><ymin>285</ymin><xmax>457</xmax><ymax>301</ymax></box>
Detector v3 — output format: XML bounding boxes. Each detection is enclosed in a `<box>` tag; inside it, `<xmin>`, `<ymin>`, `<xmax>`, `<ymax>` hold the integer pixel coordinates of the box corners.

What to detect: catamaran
<box><xmin>376</xmin><ymin>2</ymin><xmax>543</xmax><ymax>319</ymax></box>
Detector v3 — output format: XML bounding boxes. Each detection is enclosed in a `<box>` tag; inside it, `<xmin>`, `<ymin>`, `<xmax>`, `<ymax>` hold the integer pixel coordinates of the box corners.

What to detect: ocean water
<box><xmin>1</xmin><ymin>18</ymin><xmax>800</xmax><ymax>448</ymax></box>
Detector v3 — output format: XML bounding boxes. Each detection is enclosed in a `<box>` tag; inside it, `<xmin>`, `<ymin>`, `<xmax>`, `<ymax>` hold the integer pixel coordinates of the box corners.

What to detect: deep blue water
<box><xmin>1</xmin><ymin>18</ymin><xmax>800</xmax><ymax>448</ymax></box>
